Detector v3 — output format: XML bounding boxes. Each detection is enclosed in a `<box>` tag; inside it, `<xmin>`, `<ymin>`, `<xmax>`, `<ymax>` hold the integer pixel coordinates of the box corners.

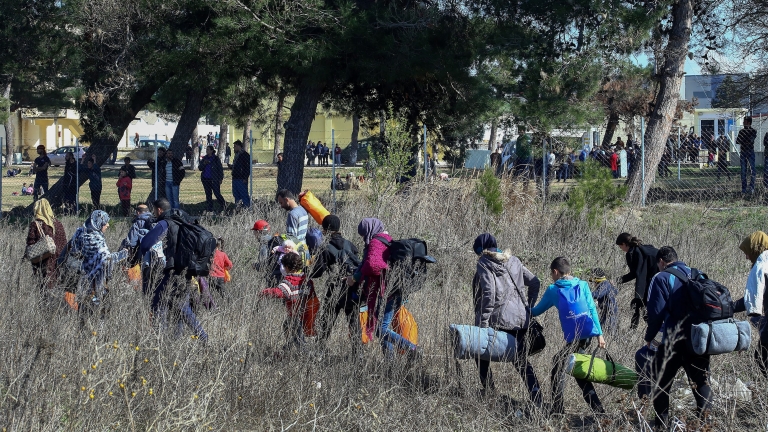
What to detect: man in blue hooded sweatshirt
<box><xmin>532</xmin><ymin>256</ymin><xmax>605</xmax><ymax>416</ymax></box>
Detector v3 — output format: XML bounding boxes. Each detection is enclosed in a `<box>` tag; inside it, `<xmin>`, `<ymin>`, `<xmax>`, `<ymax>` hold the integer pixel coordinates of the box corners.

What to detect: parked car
<box><xmin>129</xmin><ymin>139</ymin><xmax>170</xmax><ymax>161</ymax></box>
<box><xmin>48</xmin><ymin>146</ymin><xmax>89</xmax><ymax>166</ymax></box>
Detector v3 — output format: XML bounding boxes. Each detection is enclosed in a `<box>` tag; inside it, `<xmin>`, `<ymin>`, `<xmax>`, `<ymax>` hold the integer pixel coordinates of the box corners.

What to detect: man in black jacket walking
<box><xmin>313</xmin><ymin>215</ymin><xmax>362</xmax><ymax>345</ymax></box>
<box><xmin>737</xmin><ymin>116</ymin><xmax>758</xmax><ymax>194</ymax></box>
<box><xmin>228</xmin><ymin>140</ymin><xmax>251</xmax><ymax>208</ymax></box>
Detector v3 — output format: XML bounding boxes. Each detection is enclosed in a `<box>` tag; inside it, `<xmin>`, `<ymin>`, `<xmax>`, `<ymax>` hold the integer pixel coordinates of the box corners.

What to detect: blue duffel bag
<box><xmin>449</xmin><ymin>324</ymin><xmax>520</xmax><ymax>362</ymax></box>
<box><xmin>690</xmin><ymin>319</ymin><xmax>751</xmax><ymax>355</ymax></box>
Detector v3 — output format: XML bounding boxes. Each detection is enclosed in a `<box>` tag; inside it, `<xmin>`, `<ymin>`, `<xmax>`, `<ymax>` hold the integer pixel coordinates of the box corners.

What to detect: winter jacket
<box><xmin>532</xmin><ymin>277</ymin><xmax>603</xmax><ymax>342</ymax></box>
<box><xmin>644</xmin><ymin>261</ymin><xmax>691</xmax><ymax>343</ymax></box>
<box><xmin>621</xmin><ymin>244</ymin><xmax>659</xmax><ymax>300</ymax></box>
<box><xmin>737</xmin><ymin>127</ymin><xmax>758</xmax><ymax>155</ymax></box>
<box><xmin>260</xmin><ymin>274</ymin><xmax>315</xmax><ymax>318</ymax></box>
<box><xmin>743</xmin><ymin>251</ymin><xmax>768</xmax><ymax>316</ymax></box>
<box><xmin>472</xmin><ymin>249</ymin><xmax>541</xmax><ymax>331</ymax></box>
<box><xmin>210</xmin><ymin>250</ymin><xmax>233</xmax><ymax>278</ymax></box>
<box><xmin>199</xmin><ymin>155</ymin><xmax>224</xmax><ymax>182</ymax></box>
<box><xmin>140</xmin><ymin>209</ymin><xmax>190</xmax><ymax>271</ymax></box>
<box><xmin>231</xmin><ymin>150</ymin><xmax>251</xmax><ymax>180</ymax></box>
<box><xmin>124</xmin><ymin>212</ymin><xmax>154</xmax><ymax>248</ymax></box>
<box><xmin>148</xmin><ymin>157</ymin><xmax>185</xmax><ymax>185</ymax></box>
<box><xmin>313</xmin><ymin>233</ymin><xmax>361</xmax><ymax>278</ymax></box>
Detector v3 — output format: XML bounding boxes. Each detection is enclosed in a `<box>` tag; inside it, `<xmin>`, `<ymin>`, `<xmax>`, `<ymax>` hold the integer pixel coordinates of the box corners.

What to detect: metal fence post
<box><xmin>542</xmin><ymin>137</ymin><xmax>547</xmax><ymax>207</ymax></box>
<box><xmin>154</xmin><ymin>134</ymin><xmax>158</xmax><ymax>201</ymax></box>
<box><xmin>331</xmin><ymin>129</ymin><xmax>336</xmax><ymax>212</ymax></box>
<box><xmin>423</xmin><ymin>125</ymin><xmax>428</xmax><ymax>182</ymax></box>
<box><xmin>0</xmin><ymin>137</ymin><xmax>3</xmax><ymax>215</ymax></box>
<box><xmin>76</xmin><ymin>138</ymin><xmax>80</xmax><ymax>214</ymax></box>
<box><xmin>677</xmin><ymin>127</ymin><xmax>681</xmax><ymax>181</ymax></box>
<box><xmin>641</xmin><ymin>118</ymin><xmax>646</xmax><ymax>207</ymax></box>
<box><xmin>249</xmin><ymin>129</ymin><xmax>253</xmax><ymax>200</ymax></box>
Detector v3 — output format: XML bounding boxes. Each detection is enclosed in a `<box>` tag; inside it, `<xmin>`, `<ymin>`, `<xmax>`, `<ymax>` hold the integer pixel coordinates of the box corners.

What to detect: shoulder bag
<box><xmin>25</xmin><ymin>221</ymin><xmax>57</xmax><ymax>264</ymax></box>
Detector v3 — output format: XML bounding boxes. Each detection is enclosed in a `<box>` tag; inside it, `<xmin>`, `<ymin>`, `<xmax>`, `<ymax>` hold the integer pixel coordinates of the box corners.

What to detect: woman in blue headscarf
<box><xmin>67</xmin><ymin>210</ymin><xmax>128</xmax><ymax>307</ymax></box>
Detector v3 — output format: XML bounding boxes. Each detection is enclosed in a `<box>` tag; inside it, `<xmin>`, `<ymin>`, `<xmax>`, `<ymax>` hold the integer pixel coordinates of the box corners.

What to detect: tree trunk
<box><xmin>273</xmin><ymin>90</ymin><xmax>285</xmax><ymax>164</ymax></box>
<box><xmin>277</xmin><ymin>78</ymin><xmax>325</xmax><ymax>194</ymax></box>
<box><xmin>243</xmin><ymin>117</ymin><xmax>252</xmax><ymax>146</ymax></box>
<box><xmin>347</xmin><ymin>113</ymin><xmax>360</xmax><ymax>166</ymax></box>
<box><xmin>601</xmin><ymin>109</ymin><xmax>620</xmax><ymax>148</ymax></box>
<box><xmin>219</xmin><ymin>121</ymin><xmax>228</xmax><ymax>164</ymax></box>
<box><xmin>191</xmin><ymin>124</ymin><xmax>199</xmax><ymax>170</ymax></box>
<box><xmin>626</xmin><ymin>0</ymin><xmax>693</xmax><ymax>206</ymax></box>
<box><xmin>3</xmin><ymin>82</ymin><xmax>12</xmax><ymax>167</ymax></box>
<box><xmin>169</xmin><ymin>88</ymin><xmax>206</xmax><ymax>159</ymax></box>
<box><xmin>488</xmin><ymin>119</ymin><xmax>498</xmax><ymax>151</ymax></box>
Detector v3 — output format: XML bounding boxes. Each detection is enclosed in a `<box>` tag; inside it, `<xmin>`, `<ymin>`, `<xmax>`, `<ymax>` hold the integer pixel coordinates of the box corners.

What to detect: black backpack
<box><xmin>373</xmin><ymin>236</ymin><xmax>436</xmax><ymax>295</ymax></box>
<box><xmin>665</xmin><ymin>267</ymin><xmax>734</xmax><ymax>324</ymax></box>
<box><xmin>169</xmin><ymin>213</ymin><xmax>217</xmax><ymax>277</ymax></box>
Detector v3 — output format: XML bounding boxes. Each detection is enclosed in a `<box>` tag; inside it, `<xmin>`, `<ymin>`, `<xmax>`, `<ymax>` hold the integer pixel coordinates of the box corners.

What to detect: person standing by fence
<box><xmin>199</xmin><ymin>145</ymin><xmax>226</xmax><ymax>213</ymax></box>
<box><xmin>32</xmin><ymin>145</ymin><xmax>51</xmax><ymax>201</ymax></box>
<box><xmin>737</xmin><ymin>116</ymin><xmax>757</xmax><ymax>194</ymax></box>
<box><xmin>228</xmin><ymin>140</ymin><xmax>251</xmax><ymax>208</ymax></box>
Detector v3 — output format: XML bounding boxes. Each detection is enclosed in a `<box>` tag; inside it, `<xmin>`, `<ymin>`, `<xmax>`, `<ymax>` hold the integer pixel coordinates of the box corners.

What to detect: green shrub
<box><xmin>477</xmin><ymin>168</ymin><xmax>503</xmax><ymax>215</ymax></box>
<box><xmin>566</xmin><ymin>160</ymin><xmax>626</xmax><ymax>225</ymax></box>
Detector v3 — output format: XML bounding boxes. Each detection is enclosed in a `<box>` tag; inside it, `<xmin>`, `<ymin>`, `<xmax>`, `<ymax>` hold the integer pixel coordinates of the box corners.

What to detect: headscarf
<box><xmin>85</xmin><ymin>210</ymin><xmax>110</xmax><ymax>233</ymax></box>
<box><xmin>739</xmin><ymin>231</ymin><xmax>768</xmax><ymax>263</ymax></box>
<box><xmin>358</xmin><ymin>218</ymin><xmax>385</xmax><ymax>245</ymax></box>
<box><xmin>33</xmin><ymin>198</ymin><xmax>56</xmax><ymax>233</ymax></box>
<box><xmin>473</xmin><ymin>233</ymin><xmax>497</xmax><ymax>256</ymax></box>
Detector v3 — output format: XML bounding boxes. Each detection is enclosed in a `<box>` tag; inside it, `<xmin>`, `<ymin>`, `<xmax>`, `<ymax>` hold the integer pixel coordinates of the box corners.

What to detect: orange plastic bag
<box><xmin>302</xmin><ymin>294</ymin><xmax>321</xmax><ymax>336</ymax></box>
<box><xmin>127</xmin><ymin>265</ymin><xmax>141</xmax><ymax>282</ymax></box>
<box><xmin>393</xmin><ymin>306</ymin><xmax>418</xmax><ymax>350</ymax></box>
<box><xmin>64</xmin><ymin>292</ymin><xmax>79</xmax><ymax>311</ymax></box>
<box><xmin>299</xmin><ymin>191</ymin><xmax>330</xmax><ymax>225</ymax></box>
<box><xmin>224</xmin><ymin>269</ymin><xmax>232</xmax><ymax>283</ymax></box>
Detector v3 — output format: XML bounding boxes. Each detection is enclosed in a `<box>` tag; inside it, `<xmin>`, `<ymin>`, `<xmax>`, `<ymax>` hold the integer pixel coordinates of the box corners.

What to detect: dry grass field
<box><xmin>1</xmin><ymin>179</ymin><xmax>767</xmax><ymax>431</ymax></box>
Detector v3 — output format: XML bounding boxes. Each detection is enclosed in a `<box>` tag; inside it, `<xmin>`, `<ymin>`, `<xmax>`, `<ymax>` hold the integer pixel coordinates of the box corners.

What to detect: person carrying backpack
<box><xmin>313</xmin><ymin>215</ymin><xmax>362</xmax><ymax>345</ymax></box>
<box><xmin>616</xmin><ymin>233</ymin><xmax>659</xmax><ymax>329</ymax></box>
<box><xmin>471</xmin><ymin>233</ymin><xmax>543</xmax><ymax>404</ymax></box>
<box><xmin>734</xmin><ymin>231</ymin><xmax>768</xmax><ymax>376</ymax></box>
<box><xmin>643</xmin><ymin>246</ymin><xmax>712</xmax><ymax>430</ymax></box>
<box><xmin>140</xmin><ymin>199</ymin><xmax>208</xmax><ymax>342</ymax></box>
<box><xmin>532</xmin><ymin>257</ymin><xmax>606</xmax><ymax>416</ymax></box>
<box><xmin>346</xmin><ymin>217</ymin><xmax>422</xmax><ymax>359</ymax></box>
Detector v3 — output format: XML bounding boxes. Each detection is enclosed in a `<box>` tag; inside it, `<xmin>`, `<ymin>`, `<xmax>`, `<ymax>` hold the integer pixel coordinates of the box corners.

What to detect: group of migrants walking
<box><xmin>22</xmin><ymin>192</ymin><xmax>768</xmax><ymax>430</ymax></box>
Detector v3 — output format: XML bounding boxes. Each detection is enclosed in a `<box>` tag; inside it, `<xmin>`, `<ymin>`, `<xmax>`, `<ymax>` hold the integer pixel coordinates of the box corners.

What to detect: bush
<box><xmin>566</xmin><ymin>160</ymin><xmax>626</xmax><ymax>225</ymax></box>
<box><xmin>477</xmin><ymin>168</ymin><xmax>503</xmax><ymax>215</ymax></box>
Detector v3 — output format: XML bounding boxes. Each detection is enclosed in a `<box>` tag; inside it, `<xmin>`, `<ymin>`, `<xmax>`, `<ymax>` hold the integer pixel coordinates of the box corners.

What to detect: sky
<box><xmin>631</xmin><ymin>53</ymin><xmax>703</xmax><ymax>98</ymax></box>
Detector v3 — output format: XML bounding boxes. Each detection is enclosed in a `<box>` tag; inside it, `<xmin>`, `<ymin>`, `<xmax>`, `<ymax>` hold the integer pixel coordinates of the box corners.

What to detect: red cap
<box><xmin>251</xmin><ymin>220</ymin><xmax>269</xmax><ymax>231</ymax></box>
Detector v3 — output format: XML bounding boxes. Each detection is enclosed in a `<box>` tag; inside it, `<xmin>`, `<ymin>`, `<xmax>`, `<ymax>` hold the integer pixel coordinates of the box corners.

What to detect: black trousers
<box><xmin>551</xmin><ymin>338</ymin><xmax>604</xmax><ymax>414</ymax></box>
<box><xmin>475</xmin><ymin>328</ymin><xmax>543</xmax><ymax>406</ymax></box>
<box><xmin>318</xmin><ymin>282</ymin><xmax>361</xmax><ymax>343</ymax></box>
<box><xmin>90</xmin><ymin>188</ymin><xmax>101</xmax><ymax>208</ymax></box>
<box><xmin>202</xmin><ymin>179</ymin><xmax>226</xmax><ymax>211</ymax></box>
<box><xmin>651</xmin><ymin>339</ymin><xmax>711</xmax><ymax>424</ymax></box>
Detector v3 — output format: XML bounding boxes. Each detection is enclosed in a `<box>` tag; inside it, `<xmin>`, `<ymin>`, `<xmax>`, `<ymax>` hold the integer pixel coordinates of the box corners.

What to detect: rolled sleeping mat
<box><xmin>299</xmin><ymin>191</ymin><xmax>331</xmax><ymax>225</ymax></box>
<box><xmin>566</xmin><ymin>352</ymin><xmax>638</xmax><ymax>390</ymax></box>
<box><xmin>449</xmin><ymin>324</ymin><xmax>520</xmax><ymax>362</ymax></box>
<box><xmin>690</xmin><ymin>319</ymin><xmax>751</xmax><ymax>355</ymax></box>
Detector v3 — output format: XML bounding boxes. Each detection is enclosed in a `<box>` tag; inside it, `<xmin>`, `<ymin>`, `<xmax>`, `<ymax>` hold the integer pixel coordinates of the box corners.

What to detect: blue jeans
<box><xmin>740</xmin><ymin>152</ymin><xmax>756</xmax><ymax>192</ymax></box>
<box><xmin>232</xmin><ymin>178</ymin><xmax>250</xmax><ymax>208</ymax></box>
<box><xmin>165</xmin><ymin>183</ymin><xmax>180</xmax><ymax>208</ymax></box>
<box><xmin>376</xmin><ymin>296</ymin><xmax>417</xmax><ymax>355</ymax></box>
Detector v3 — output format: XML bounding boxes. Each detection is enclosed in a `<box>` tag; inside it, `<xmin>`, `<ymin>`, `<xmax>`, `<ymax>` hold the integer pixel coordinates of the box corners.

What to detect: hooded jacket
<box><xmin>472</xmin><ymin>249</ymin><xmax>541</xmax><ymax>331</ymax></box>
<box><xmin>739</xmin><ymin>232</ymin><xmax>768</xmax><ymax>316</ymax></box>
<box><xmin>532</xmin><ymin>277</ymin><xmax>603</xmax><ymax>343</ymax></box>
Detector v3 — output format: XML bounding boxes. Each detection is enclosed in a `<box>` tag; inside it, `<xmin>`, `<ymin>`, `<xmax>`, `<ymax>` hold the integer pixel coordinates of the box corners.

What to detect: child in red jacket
<box><xmin>209</xmin><ymin>238</ymin><xmax>233</xmax><ymax>297</ymax></box>
<box><xmin>260</xmin><ymin>252</ymin><xmax>318</xmax><ymax>348</ymax></box>
<box><xmin>116</xmin><ymin>169</ymin><xmax>132</xmax><ymax>216</ymax></box>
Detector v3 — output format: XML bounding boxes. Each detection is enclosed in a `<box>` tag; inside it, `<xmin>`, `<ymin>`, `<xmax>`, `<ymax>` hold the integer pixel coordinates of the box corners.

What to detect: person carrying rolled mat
<box><xmin>471</xmin><ymin>233</ymin><xmax>543</xmax><ymax>404</ymax></box>
<box><xmin>532</xmin><ymin>257</ymin><xmax>606</xmax><ymax>416</ymax></box>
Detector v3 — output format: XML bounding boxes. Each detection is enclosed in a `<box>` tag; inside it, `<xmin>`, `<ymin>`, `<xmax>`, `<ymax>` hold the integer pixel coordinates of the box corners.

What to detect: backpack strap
<box><xmin>372</xmin><ymin>235</ymin><xmax>391</xmax><ymax>247</ymax></box>
<box><xmin>663</xmin><ymin>266</ymin><xmax>689</xmax><ymax>283</ymax></box>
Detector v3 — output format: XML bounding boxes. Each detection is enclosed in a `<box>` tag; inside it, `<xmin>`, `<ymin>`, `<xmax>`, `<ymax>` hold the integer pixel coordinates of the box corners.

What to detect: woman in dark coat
<box><xmin>616</xmin><ymin>233</ymin><xmax>659</xmax><ymax>329</ymax></box>
<box><xmin>25</xmin><ymin>198</ymin><xmax>67</xmax><ymax>291</ymax></box>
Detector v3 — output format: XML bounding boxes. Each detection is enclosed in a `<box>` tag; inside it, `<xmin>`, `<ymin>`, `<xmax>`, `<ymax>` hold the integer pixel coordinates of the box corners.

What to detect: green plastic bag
<box><xmin>566</xmin><ymin>352</ymin><xmax>638</xmax><ymax>390</ymax></box>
